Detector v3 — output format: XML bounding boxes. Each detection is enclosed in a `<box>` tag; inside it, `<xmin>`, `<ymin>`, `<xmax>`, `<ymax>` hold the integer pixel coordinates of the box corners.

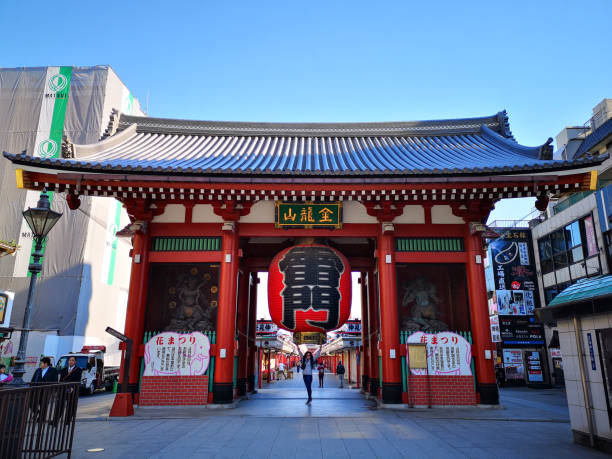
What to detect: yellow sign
<box><xmin>408</xmin><ymin>343</ymin><xmax>428</xmax><ymax>369</ymax></box>
<box><xmin>293</xmin><ymin>332</ymin><xmax>326</xmax><ymax>345</ymax></box>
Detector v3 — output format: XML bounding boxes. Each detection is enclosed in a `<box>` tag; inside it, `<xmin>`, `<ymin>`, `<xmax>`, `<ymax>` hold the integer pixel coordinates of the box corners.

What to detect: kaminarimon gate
<box><xmin>4</xmin><ymin>110</ymin><xmax>601</xmax><ymax>415</ymax></box>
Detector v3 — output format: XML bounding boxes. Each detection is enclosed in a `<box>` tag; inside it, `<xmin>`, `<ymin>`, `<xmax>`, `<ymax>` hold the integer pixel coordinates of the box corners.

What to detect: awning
<box><xmin>535</xmin><ymin>275</ymin><xmax>612</xmax><ymax>321</ymax></box>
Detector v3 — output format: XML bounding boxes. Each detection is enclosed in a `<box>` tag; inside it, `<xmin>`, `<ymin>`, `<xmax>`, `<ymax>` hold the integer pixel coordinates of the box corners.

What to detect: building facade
<box><xmin>3</xmin><ymin>110</ymin><xmax>599</xmax><ymax>413</ymax></box>
<box><xmin>0</xmin><ymin>66</ymin><xmax>143</xmax><ymax>378</ymax></box>
<box><xmin>533</xmin><ymin>99</ymin><xmax>612</xmax><ymax>452</ymax></box>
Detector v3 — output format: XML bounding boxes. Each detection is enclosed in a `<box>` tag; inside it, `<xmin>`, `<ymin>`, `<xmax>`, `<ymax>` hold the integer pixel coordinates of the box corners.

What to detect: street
<box><xmin>69</xmin><ymin>377</ymin><xmax>604</xmax><ymax>458</ymax></box>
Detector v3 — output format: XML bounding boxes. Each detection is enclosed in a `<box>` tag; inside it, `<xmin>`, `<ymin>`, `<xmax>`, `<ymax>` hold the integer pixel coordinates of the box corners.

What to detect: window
<box><xmin>538</xmin><ymin>238</ymin><xmax>554</xmax><ymax>274</ymax></box>
<box><xmin>551</xmin><ymin>229</ymin><xmax>568</xmax><ymax>269</ymax></box>
<box><xmin>538</xmin><ymin>213</ymin><xmax>602</xmax><ymax>305</ymax></box>
<box><xmin>544</xmin><ymin>282</ymin><xmax>570</xmax><ymax>305</ymax></box>
<box><xmin>564</xmin><ymin>221</ymin><xmax>584</xmax><ymax>263</ymax></box>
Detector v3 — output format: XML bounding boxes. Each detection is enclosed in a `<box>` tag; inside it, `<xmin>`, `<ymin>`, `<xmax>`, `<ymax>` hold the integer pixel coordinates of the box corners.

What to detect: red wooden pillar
<box><xmin>347</xmin><ymin>349</ymin><xmax>352</xmax><ymax>384</ymax></box>
<box><xmin>213</xmin><ymin>223</ymin><xmax>240</xmax><ymax>403</ymax></box>
<box><xmin>247</xmin><ymin>272</ymin><xmax>258</xmax><ymax>392</ymax></box>
<box><xmin>465</xmin><ymin>230</ymin><xmax>499</xmax><ymax>404</ymax></box>
<box><xmin>356</xmin><ymin>349</ymin><xmax>360</xmax><ymax>389</ymax></box>
<box><xmin>236</xmin><ymin>269</ymin><xmax>250</xmax><ymax>396</ymax></box>
<box><xmin>111</xmin><ymin>227</ymin><xmax>150</xmax><ymax>417</ymax></box>
<box><xmin>367</xmin><ymin>270</ymin><xmax>379</xmax><ymax>397</ymax></box>
<box><xmin>257</xmin><ymin>348</ymin><xmax>262</xmax><ymax>389</ymax></box>
<box><xmin>360</xmin><ymin>272</ymin><xmax>370</xmax><ymax>392</ymax></box>
<box><xmin>377</xmin><ymin>227</ymin><xmax>402</xmax><ymax>404</ymax></box>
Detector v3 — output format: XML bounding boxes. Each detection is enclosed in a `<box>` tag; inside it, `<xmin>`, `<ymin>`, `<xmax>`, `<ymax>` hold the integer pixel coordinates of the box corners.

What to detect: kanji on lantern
<box><xmin>268</xmin><ymin>244</ymin><xmax>352</xmax><ymax>332</ymax></box>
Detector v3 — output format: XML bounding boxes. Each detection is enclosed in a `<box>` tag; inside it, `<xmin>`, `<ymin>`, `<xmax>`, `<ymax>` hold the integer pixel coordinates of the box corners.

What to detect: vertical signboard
<box><xmin>13</xmin><ymin>66</ymin><xmax>73</xmax><ymax>278</ymax></box>
<box><xmin>489</xmin><ymin>229</ymin><xmax>539</xmax><ymax>316</ymax></box>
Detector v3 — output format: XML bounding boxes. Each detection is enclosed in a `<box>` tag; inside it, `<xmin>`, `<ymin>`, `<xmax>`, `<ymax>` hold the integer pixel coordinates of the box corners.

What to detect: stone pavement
<box><xmin>70</xmin><ymin>374</ymin><xmax>606</xmax><ymax>458</ymax></box>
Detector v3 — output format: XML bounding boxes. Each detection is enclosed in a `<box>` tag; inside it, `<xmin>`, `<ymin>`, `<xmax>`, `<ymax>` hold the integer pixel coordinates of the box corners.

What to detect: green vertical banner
<box><xmin>101</xmin><ymin>200</ymin><xmax>122</xmax><ymax>285</ymax></box>
<box><xmin>16</xmin><ymin>66</ymin><xmax>73</xmax><ymax>277</ymax></box>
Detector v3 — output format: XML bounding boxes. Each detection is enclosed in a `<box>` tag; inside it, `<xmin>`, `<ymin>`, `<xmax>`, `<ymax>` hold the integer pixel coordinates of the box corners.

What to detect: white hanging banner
<box><xmin>143</xmin><ymin>331</ymin><xmax>210</xmax><ymax>376</ymax></box>
<box><xmin>406</xmin><ymin>331</ymin><xmax>472</xmax><ymax>376</ymax></box>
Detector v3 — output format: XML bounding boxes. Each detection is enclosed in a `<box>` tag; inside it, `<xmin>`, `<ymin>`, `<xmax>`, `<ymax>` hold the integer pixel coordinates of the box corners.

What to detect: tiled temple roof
<box><xmin>4</xmin><ymin>111</ymin><xmax>605</xmax><ymax>178</ymax></box>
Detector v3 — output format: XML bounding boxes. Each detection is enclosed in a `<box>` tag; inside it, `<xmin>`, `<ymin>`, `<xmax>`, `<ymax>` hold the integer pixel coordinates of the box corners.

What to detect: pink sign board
<box><xmin>406</xmin><ymin>331</ymin><xmax>472</xmax><ymax>376</ymax></box>
<box><xmin>144</xmin><ymin>331</ymin><xmax>210</xmax><ymax>376</ymax></box>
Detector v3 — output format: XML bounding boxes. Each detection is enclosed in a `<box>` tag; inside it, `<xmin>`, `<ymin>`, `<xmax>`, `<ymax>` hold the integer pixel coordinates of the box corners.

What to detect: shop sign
<box><xmin>499</xmin><ymin>316</ymin><xmax>545</xmax><ymax>346</ymax></box>
<box><xmin>144</xmin><ymin>331</ymin><xmax>210</xmax><ymax>376</ymax></box>
<box><xmin>406</xmin><ymin>331</ymin><xmax>472</xmax><ymax>376</ymax></box>
<box><xmin>490</xmin><ymin>315</ymin><xmax>501</xmax><ymax>343</ymax></box>
<box><xmin>550</xmin><ymin>348</ymin><xmax>562</xmax><ymax>359</ymax></box>
<box><xmin>587</xmin><ymin>333</ymin><xmax>596</xmax><ymax>370</ymax></box>
<box><xmin>488</xmin><ymin>229</ymin><xmax>539</xmax><ymax>315</ymax></box>
<box><xmin>526</xmin><ymin>351</ymin><xmax>544</xmax><ymax>382</ymax></box>
<box><xmin>275</xmin><ymin>202</ymin><xmax>342</xmax><ymax>229</ymax></box>
<box><xmin>340</xmin><ymin>319</ymin><xmax>361</xmax><ymax>336</ymax></box>
<box><xmin>503</xmin><ymin>349</ymin><xmax>525</xmax><ymax>380</ymax></box>
<box><xmin>256</xmin><ymin>320</ymin><xmax>278</xmax><ymax>336</ymax></box>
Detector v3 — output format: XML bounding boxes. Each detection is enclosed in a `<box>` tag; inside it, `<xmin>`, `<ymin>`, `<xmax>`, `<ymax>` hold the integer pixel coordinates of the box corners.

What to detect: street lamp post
<box><xmin>11</xmin><ymin>189</ymin><xmax>62</xmax><ymax>386</ymax></box>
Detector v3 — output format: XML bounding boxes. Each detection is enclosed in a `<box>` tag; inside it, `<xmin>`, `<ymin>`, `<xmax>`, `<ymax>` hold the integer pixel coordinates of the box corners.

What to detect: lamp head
<box><xmin>22</xmin><ymin>189</ymin><xmax>63</xmax><ymax>239</ymax></box>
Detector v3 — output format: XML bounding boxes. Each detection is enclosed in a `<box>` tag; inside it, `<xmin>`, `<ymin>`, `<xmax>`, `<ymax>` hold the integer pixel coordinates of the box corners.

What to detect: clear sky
<box><xmin>2</xmin><ymin>1</ymin><xmax>610</xmax><ymax>319</ymax></box>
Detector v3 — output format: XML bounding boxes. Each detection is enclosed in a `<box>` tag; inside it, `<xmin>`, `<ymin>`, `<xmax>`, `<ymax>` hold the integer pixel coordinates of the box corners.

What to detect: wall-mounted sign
<box><xmin>268</xmin><ymin>244</ymin><xmax>351</xmax><ymax>332</ymax></box>
<box><xmin>490</xmin><ymin>315</ymin><xmax>501</xmax><ymax>343</ymax></box>
<box><xmin>488</xmin><ymin>229</ymin><xmax>539</xmax><ymax>316</ymax></box>
<box><xmin>293</xmin><ymin>332</ymin><xmax>326</xmax><ymax>345</ymax></box>
<box><xmin>256</xmin><ymin>320</ymin><xmax>279</xmax><ymax>336</ymax></box>
<box><xmin>503</xmin><ymin>349</ymin><xmax>525</xmax><ymax>380</ymax></box>
<box><xmin>406</xmin><ymin>331</ymin><xmax>472</xmax><ymax>376</ymax></box>
<box><xmin>407</xmin><ymin>343</ymin><xmax>428</xmax><ymax>369</ymax></box>
<box><xmin>144</xmin><ymin>331</ymin><xmax>210</xmax><ymax>376</ymax></box>
<box><xmin>0</xmin><ymin>291</ymin><xmax>14</xmax><ymax>328</ymax></box>
<box><xmin>275</xmin><ymin>202</ymin><xmax>342</xmax><ymax>229</ymax></box>
<box><xmin>526</xmin><ymin>351</ymin><xmax>544</xmax><ymax>382</ymax></box>
<box><xmin>499</xmin><ymin>316</ymin><xmax>545</xmax><ymax>346</ymax></box>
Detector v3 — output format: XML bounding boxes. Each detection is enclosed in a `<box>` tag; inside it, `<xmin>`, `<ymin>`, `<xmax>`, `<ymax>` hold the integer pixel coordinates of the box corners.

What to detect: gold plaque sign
<box><xmin>275</xmin><ymin>202</ymin><xmax>342</xmax><ymax>229</ymax></box>
<box><xmin>293</xmin><ymin>332</ymin><xmax>326</xmax><ymax>345</ymax></box>
<box><xmin>408</xmin><ymin>343</ymin><xmax>428</xmax><ymax>369</ymax></box>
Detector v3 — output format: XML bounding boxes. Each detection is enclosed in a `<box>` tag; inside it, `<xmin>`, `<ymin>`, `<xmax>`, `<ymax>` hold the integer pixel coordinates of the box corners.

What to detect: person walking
<box><xmin>336</xmin><ymin>361</ymin><xmax>345</xmax><ymax>388</ymax></box>
<box><xmin>317</xmin><ymin>362</ymin><xmax>325</xmax><ymax>388</ymax></box>
<box><xmin>277</xmin><ymin>361</ymin><xmax>286</xmax><ymax>380</ymax></box>
<box><xmin>297</xmin><ymin>345</ymin><xmax>321</xmax><ymax>404</ymax></box>
<box><xmin>31</xmin><ymin>357</ymin><xmax>58</xmax><ymax>384</ymax></box>
<box><xmin>0</xmin><ymin>364</ymin><xmax>13</xmax><ymax>384</ymax></box>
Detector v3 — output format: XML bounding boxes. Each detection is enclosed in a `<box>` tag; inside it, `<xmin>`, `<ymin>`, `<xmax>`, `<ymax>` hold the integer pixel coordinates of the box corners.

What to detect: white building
<box><xmin>0</xmin><ymin>66</ymin><xmax>143</xmax><ymax>379</ymax></box>
<box><xmin>533</xmin><ymin>99</ymin><xmax>612</xmax><ymax>453</ymax></box>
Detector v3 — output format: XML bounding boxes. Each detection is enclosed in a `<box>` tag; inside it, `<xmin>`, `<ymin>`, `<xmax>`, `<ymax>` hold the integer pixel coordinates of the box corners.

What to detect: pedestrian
<box><xmin>278</xmin><ymin>361</ymin><xmax>286</xmax><ymax>380</ymax></box>
<box><xmin>31</xmin><ymin>357</ymin><xmax>58</xmax><ymax>383</ymax></box>
<box><xmin>296</xmin><ymin>362</ymin><xmax>300</xmax><ymax>373</ymax></box>
<box><xmin>297</xmin><ymin>345</ymin><xmax>322</xmax><ymax>404</ymax></box>
<box><xmin>336</xmin><ymin>361</ymin><xmax>345</xmax><ymax>388</ymax></box>
<box><xmin>57</xmin><ymin>356</ymin><xmax>83</xmax><ymax>425</ymax></box>
<box><xmin>317</xmin><ymin>361</ymin><xmax>325</xmax><ymax>388</ymax></box>
<box><xmin>0</xmin><ymin>364</ymin><xmax>13</xmax><ymax>384</ymax></box>
<box><xmin>60</xmin><ymin>356</ymin><xmax>83</xmax><ymax>383</ymax></box>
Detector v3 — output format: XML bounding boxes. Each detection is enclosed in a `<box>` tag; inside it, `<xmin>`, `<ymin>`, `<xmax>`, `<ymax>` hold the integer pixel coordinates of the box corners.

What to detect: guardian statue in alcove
<box><xmin>165</xmin><ymin>270</ymin><xmax>215</xmax><ymax>332</ymax></box>
<box><xmin>400</xmin><ymin>277</ymin><xmax>449</xmax><ymax>332</ymax></box>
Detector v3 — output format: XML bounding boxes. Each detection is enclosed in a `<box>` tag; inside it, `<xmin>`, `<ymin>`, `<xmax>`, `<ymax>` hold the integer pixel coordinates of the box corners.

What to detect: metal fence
<box><xmin>0</xmin><ymin>382</ymin><xmax>79</xmax><ymax>459</ymax></box>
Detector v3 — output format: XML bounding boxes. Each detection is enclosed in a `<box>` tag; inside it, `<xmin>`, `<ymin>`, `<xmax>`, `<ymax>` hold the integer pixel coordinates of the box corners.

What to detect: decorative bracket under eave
<box><xmin>212</xmin><ymin>201</ymin><xmax>253</xmax><ymax>221</ymax></box>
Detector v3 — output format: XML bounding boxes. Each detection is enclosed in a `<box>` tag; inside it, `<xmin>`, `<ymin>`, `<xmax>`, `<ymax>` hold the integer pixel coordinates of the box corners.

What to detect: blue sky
<box><xmin>2</xmin><ymin>1</ymin><xmax>610</xmax><ymax>150</ymax></box>
<box><xmin>3</xmin><ymin>1</ymin><xmax>610</xmax><ymax>319</ymax></box>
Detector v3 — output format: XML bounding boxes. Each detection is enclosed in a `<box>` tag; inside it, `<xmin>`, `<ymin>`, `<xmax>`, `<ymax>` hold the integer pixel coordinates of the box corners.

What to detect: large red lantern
<box><xmin>268</xmin><ymin>244</ymin><xmax>351</xmax><ymax>332</ymax></box>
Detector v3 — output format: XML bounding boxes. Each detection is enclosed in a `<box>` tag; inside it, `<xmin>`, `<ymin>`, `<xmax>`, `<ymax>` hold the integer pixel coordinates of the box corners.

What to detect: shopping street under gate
<box><xmin>70</xmin><ymin>376</ymin><xmax>606</xmax><ymax>459</ymax></box>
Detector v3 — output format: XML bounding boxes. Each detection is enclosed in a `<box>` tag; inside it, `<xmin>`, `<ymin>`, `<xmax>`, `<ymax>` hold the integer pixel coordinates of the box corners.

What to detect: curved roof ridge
<box><xmin>479</xmin><ymin>125</ymin><xmax>553</xmax><ymax>160</ymax></box>
<box><xmin>115</xmin><ymin>112</ymin><xmax>507</xmax><ymax>138</ymax></box>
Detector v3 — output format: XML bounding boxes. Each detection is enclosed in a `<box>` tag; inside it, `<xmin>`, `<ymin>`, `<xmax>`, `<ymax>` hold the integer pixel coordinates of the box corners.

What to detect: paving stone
<box><xmin>69</xmin><ymin>381</ymin><xmax>605</xmax><ymax>458</ymax></box>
